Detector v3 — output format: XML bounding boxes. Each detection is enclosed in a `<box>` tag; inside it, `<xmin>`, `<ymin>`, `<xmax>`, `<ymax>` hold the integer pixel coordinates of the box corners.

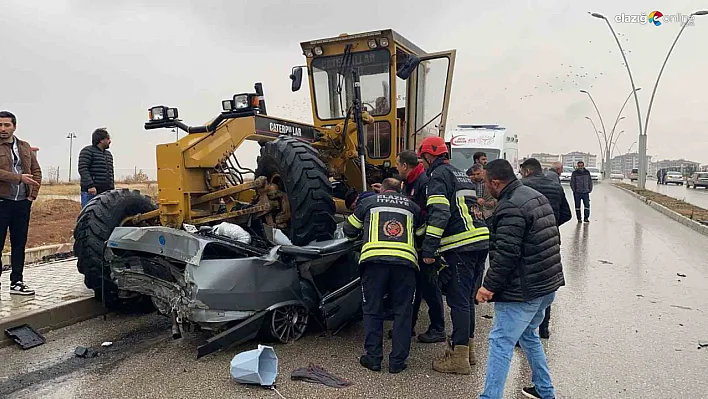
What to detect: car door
<box><xmin>319</xmin><ymin>242</ymin><xmax>364</xmax><ymax>332</ymax></box>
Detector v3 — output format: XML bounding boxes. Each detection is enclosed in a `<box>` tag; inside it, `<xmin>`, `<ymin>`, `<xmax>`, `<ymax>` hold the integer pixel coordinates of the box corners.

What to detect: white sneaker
<box><xmin>10</xmin><ymin>281</ymin><xmax>35</xmax><ymax>296</ymax></box>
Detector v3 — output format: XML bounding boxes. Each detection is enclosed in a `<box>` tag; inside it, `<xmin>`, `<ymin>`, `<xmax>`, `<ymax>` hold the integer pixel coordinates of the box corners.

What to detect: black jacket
<box><xmin>78</xmin><ymin>145</ymin><xmax>115</xmax><ymax>193</ymax></box>
<box><xmin>421</xmin><ymin>158</ymin><xmax>489</xmax><ymax>258</ymax></box>
<box><xmin>483</xmin><ymin>179</ymin><xmax>565</xmax><ymax>302</ymax></box>
<box><xmin>570</xmin><ymin>168</ymin><xmax>593</xmax><ymax>194</ymax></box>
<box><xmin>521</xmin><ymin>171</ymin><xmax>572</xmax><ymax>227</ymax></box>
<box><xmin>343</xmin><ymin>191</ymin><xmax>424</xmax><ymax>269</ymax></box>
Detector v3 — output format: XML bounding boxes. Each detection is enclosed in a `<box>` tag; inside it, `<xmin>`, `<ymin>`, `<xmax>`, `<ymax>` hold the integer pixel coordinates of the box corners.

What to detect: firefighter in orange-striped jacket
<box><xmin>343</xmin><ymin>177</ymin><xmax>424</xmax><ymax>374</ymax></box>
<box><xmin>417</xmin><ymin>136</ymin><xmax>490</xmax><ymax>375</ymax></box>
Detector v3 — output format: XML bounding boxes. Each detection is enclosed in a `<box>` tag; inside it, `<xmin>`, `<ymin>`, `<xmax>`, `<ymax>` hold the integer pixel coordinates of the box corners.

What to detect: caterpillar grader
<box><xmin>73</xmin><ymin>29</ymin><xmax>456</xmax><ymax>357</ymax></box>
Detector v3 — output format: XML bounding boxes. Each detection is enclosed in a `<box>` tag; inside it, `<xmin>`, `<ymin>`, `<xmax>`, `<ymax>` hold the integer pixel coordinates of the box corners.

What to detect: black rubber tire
<box><xmin>255</xmin><ymin>136</ymin><xmax>336</xmax><ymax>246</ymax></box>
<box><xmin>73</xmin><ymin>189</ymin><xmax>157</xmax><ymax>308</ymax></box>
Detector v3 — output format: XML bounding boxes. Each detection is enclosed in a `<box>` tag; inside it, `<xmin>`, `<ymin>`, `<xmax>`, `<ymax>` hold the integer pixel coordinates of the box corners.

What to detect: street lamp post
<box><xmin>581</xmin><ymin>90</ymin><xmax>614</xmax><ymax>180</ymax></box>
<box><xmin>66</xmin><ymin>132</ymin><xmax>77</xmax><ymax>182</ymax></box>
<box><xmin>584</xmin><ymin>116</ymin><xmax>606</xmax><ymax>170</ymax></box>
<box><xmin>610</xmin><ymin>130</ymin><xmax>625</xmax><ymax>158</ymax></box>
<box><xmin>590</xmin><ymin>10</ymin><xmax>708</xmax><ymax>189</ymax></box>
<box><xmin>609</xmin><ymin>88</ymin><xmax>641</xmax><ymax>147</ymax></box>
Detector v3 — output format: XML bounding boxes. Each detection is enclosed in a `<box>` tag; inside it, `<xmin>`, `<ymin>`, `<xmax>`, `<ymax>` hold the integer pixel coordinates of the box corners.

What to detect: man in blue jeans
<box><xmin>477</xmin><ymin>159</ymin><xmax>565</xmax><ymax>399</ymax></box>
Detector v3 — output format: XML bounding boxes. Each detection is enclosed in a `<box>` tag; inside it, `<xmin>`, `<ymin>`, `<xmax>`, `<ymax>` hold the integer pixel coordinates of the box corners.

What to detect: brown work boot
<box><xmin>432</xmin><ymin>343</ymin><xmax>471</xmax><ymax>374</ymax></box>
<box><xmin>468</xmin><ymin>339</ymin><xmax>476</xmax><ymax>365</ymax></box>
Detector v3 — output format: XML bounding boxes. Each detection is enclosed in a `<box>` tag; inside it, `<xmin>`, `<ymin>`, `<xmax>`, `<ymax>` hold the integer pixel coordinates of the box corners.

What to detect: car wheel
<box><xmin>262</xmin><ymin>305</ymin><xmax>310</xmax><ymax>344</ymax></box>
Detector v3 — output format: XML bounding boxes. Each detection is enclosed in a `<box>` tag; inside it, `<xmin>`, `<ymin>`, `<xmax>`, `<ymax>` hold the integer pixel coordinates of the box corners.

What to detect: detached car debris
<box><xmin>230</xmin><ymin>345</ymin><xmax>278</xmax><ymax>386</ymax></box>
<box><xmin>4</xmin><ymin>324</ymin><xmax>45</xmax><ymax>350</ymax></box>
<box><xmin>75</xmin><ymin>346</ymin><xmax>99</xmax><ymax>358</ymax></box>
<box><xmin>104</xmin><ymin>221</ymin><xmax>363</xmax><ymax>358</ymax></box>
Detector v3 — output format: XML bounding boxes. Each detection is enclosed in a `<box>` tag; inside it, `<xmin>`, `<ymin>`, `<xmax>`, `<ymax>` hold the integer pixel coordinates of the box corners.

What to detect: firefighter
<box><xmin>343</xmin><ymin>177</ymin><xmax>425</xmax><ymax>374</ymax></box>
<box><xmin>417</xmin><ymin>136</ymin><xmax>490</xmax><ymax>375</ymax></box>
<box><xmin>398</xmin><ymin>150</ymin><xmax>446</xmax><ymax>343</ymax></box>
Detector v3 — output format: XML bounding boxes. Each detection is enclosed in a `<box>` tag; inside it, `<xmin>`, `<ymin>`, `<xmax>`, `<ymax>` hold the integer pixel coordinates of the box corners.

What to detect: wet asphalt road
<box><xmin>2</xmin><ymin>183</ymin><xmax>708</xmax><ymax>399</ymax></box>
<box><xmin>629</xmin><ymin>179</ymin><xmax>708</xmax><ymax>210</ymax></box>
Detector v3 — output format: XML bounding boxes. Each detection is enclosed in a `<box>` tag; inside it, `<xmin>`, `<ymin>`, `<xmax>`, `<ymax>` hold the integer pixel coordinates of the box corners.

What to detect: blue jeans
<box><xmin>80</xmin><ymin>191</ymin><xmax>96</xmax><ymax>208</ymax></box>
<box><xmin>480</xmin><ymin>292</ymin><xmax>556</xmax><ymax>399</ymax></box>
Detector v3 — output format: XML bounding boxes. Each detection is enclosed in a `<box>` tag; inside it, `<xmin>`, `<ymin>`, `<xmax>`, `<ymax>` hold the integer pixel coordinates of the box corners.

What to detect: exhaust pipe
<box><xmin>171</xmin><ymin>311</ymin><xmax>182</xmax><ymax>340</ymax></box>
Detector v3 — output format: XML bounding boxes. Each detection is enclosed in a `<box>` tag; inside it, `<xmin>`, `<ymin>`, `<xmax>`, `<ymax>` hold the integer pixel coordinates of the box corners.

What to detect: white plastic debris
<box><xmin>230</xmin><ymin>345</ymin><xmax>278</xmax><ymax>386</ymax></box>
<box><xmin>101</xmin><ymin>342</ymin><xmax>113</xmax><ymax>347</ymax></box>
<box><xmin>183</xmin><ymin>223</ymin><xmax>198</xmax><ymax>233</ymax></box>
<box><xmin>212</xmin><ymin>222</ymin><xmax>252</xmax><ymax>244</ymax></box>
<box><xmin>272</xmin><ymin>229</ymin><xmax>292</xmax><ymax>246</ymax></box>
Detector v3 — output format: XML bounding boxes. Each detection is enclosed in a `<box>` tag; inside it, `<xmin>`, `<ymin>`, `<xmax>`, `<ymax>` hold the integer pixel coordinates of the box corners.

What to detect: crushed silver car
<box><xmin>104</xmin><ymin>222</ymin><xmax>363</xmax><ymax>358</ymax></box>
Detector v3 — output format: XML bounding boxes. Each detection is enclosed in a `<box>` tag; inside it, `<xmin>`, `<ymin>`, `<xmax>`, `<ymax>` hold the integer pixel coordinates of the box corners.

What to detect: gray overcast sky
<box><xmin>1</xmin><ymin>0</ymin><xmax>706</xmax><ymax>179</ymax></box>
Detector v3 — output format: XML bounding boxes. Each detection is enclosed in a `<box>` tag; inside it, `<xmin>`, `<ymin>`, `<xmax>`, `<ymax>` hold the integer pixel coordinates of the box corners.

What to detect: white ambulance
<box><xmin>444</xmin><ymin>124</ymin><xmax>519</xmax><ymax>174</ymax></box>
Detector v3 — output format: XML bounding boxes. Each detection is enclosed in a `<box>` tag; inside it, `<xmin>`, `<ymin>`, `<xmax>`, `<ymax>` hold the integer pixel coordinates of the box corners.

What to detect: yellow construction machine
<box><xmin>73</xmin><ymin>29</ymin><xmax>456</xmax><ymax>310</ymax></box>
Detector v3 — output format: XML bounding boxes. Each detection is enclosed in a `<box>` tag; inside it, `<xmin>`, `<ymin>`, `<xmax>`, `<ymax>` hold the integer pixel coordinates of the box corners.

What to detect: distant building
<box><xmin>529</xmin><ymin>153</ymin><xmax>560</xmax><ymax>169</ymax></box>
<box><xmin>701</xmin><ymin>165</ymin><xmax>708</xmax><ymax>172</ymax></box>
<box><xmin>611</xmin><ymin>152</ymin><xmax>652</xmax><ymax>177</ymax></box>
<box><xmin>562</xmin><ymin>152</ymin><xmax>597</xmax><ymax>168</ymax></box>
<box><xmin>653</xmin><ymin>159</ymin><xmax>701</xmax><ymax>176</ymax></box>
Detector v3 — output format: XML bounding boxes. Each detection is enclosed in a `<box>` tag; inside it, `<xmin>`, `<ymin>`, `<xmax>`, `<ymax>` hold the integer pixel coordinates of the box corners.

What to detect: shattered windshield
<box><xmin>311</xmin><ymin>49</ymin><xmax>391</xmax><ymax>120</ymax></box>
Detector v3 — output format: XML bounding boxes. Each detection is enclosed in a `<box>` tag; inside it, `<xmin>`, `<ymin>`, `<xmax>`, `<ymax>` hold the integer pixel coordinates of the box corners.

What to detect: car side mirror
<box><xmin>396</xmin><ymin>55</ymin><xmax>420</xmax><ymax>80</ymax></box>
<box><xmin>290</xmin><ymin>66</ymin><xmax>303</xmax><ymax>92</ymax></box>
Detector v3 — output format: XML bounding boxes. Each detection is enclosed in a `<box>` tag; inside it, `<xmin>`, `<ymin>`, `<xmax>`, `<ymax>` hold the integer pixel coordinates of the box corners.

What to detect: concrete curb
<box><xmin>1</xmin><ymin>243</ymin><xmax>73</xmax><ymax>267</ymax></box>
<box><xmin>0</xmin><ymin>297</ymin><xmax>107</xmax><ymax>349</ymax></box>
<box><xmin>612</xmin><ymin>184</ymin><xmax>708</xmax><ymax>238</ymax></box>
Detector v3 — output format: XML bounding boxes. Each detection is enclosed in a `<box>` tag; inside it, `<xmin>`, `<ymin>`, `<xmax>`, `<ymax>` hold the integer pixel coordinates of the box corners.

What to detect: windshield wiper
<box><xmin>336</xmin><ymin>44</ymin><xmax>353</xmax><ymax>117</ymax></box>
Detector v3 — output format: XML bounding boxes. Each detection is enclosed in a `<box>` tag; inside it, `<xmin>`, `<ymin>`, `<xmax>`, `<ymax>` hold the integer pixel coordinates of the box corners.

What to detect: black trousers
<box><xmin>0</xmin><ymin>199</ymin><xmax>32</xmax><ymax>284</ymax></box>
<box><xmin>412</xmin><ymin>259</ymin><xmax>446</xmax><ymax>333</ymax></box>
<box><xmin>443</xmin><ymin>249</ymin><xmax>488</xmax><ymax>346</ymax></box>
<box><xmin>361</xmin><ymin>261</ymin><xmax>416</xmax><ymax>367</ymax></box>
<box><xmin>573</xmin><ymin>192</ymin><xmax>590</xmax><ymax>220</ymax></box>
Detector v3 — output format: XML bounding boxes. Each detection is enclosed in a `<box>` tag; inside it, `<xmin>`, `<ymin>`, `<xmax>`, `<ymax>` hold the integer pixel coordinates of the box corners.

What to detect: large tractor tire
<box><xmin>255</xmin><ymin>136</ymin><xmax>336</xmax><ymax>246</ymax></box>
<box><xmin>73</xmin><ymin>189</ymin><xmax>157</xmax><ymax>308</ymax></box>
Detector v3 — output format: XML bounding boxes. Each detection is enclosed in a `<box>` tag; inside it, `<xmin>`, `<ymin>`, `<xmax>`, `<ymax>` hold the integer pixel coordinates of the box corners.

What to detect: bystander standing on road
<box><xmin>544</xmin><ymin>161</ymin><xmax>563</xmax><ymax>184</ymax></box>
<box><xmin>520</xmin><ymin>158</ymin><xmax>571</xmax><ymax>340</ymax></box>
<box><xmin>0</xmin><ymin>111</ymin><xmax>42</xmax><ymax>296</ymax></box>
<box><xmin>343</xmin><ymin>178</ymin><xmax>424</xmax><ymax>374</ymax></box>
<box><xmin>477</xmin><ymin>159</ymin><xmax>564</xmax><ymax>399</ymax></box>
<box><xmin>467</xmin><ymin>164</ymin><xmax>497</xmax><ymax>225</ymax></box>
<box><xmin>78</xmin><ymin>128</ymin><xmax>114</xmax><ymax>208</ymax></box>
<box><xmin>570</xmin><ymin>160</ymin><xmax>592</xmax><ymax>223</ymax></box>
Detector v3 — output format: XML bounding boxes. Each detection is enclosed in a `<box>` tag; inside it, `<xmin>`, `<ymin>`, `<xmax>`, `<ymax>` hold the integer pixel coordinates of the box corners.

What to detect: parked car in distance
<box><xmin>610</xmin><ymin>170</ymin><xmax>624</xmax><ymax>180</ymax></box>
<box><xmin>686</xmin><ymin>172</ymin><xmax>708</xmax><ymax>189</ymax></box>
<box><xmin>587</xmin><ymin>167</ymin><xmax>601</xmax><ymax>181</ymax></box>
<box><xmin>560</xmin><ymin>166</ymin><xmax>573</xmax><ymax>183</ymax></box>
<box><xmin>630</xmin><ymin>168</ymin><xmax>638</xmax><ymax>182</ymax></box>
<box><xmin>664</xmin><ymin>171</ymin><xmax>684</xmax><ymax>185</ymax></box>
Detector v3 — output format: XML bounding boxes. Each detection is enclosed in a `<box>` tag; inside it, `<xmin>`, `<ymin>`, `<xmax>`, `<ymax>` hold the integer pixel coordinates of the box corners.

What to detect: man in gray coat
<box><xmin>545</xmin><ymin>161</ymin><xmax>562</xmax><ymax>184</ymax></box>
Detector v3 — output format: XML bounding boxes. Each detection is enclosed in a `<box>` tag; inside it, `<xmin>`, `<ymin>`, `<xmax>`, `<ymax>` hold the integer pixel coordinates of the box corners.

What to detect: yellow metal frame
<box><xmin>132</xmin><ymin>29</ymin><xmax>456</xmax><ymax>230</ymax></box>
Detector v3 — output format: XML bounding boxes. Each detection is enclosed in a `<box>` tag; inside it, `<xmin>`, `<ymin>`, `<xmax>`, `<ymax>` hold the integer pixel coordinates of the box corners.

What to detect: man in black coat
<box><xmin>570</xmin><ymin>161</ymin><xmax>593</xmax><ymax>223</ymax></box>
<box><xmin>78</xmin><ymin>128</ymin><xmax>114</xmax><ymax>207</ymax></box>
<box><xmin>520</xmin><ymin>158</ymin><xmax>571</xmax><ymax>340</ymax></box>
<box><xmin>476</xmin><ymin>159</ymin><xmax>564</xmax><ymax>399</ymax></box>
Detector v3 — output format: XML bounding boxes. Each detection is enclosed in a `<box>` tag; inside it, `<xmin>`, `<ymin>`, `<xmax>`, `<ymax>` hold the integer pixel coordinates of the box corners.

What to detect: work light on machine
<box><xmin>222</xmin><ymin>93</ymin><xmax>260</xmax><ymax>112</ymax></box>
<box><xmin>148</xmin><ymin>106</ymin><xmax>179</xmax><ymax>121</ymax></box>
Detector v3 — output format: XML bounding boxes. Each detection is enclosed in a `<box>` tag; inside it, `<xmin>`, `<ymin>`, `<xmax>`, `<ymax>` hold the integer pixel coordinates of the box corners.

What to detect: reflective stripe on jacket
<box><xmin>421</xmin><ymin>158</ymin><xmax>489</xmax><ymax>258</ymax></box>
<box><xmin>343</xmin><ymin>191</ymin><xmax>424</xmax><ymax>269</ymax></box>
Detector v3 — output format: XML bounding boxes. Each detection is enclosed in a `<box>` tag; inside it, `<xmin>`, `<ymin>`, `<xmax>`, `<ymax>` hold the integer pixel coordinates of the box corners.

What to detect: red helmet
<box><xmin>417</xmin><ymin>136</ymin><xmax>448</xmax><ymax>157</ymax></box>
